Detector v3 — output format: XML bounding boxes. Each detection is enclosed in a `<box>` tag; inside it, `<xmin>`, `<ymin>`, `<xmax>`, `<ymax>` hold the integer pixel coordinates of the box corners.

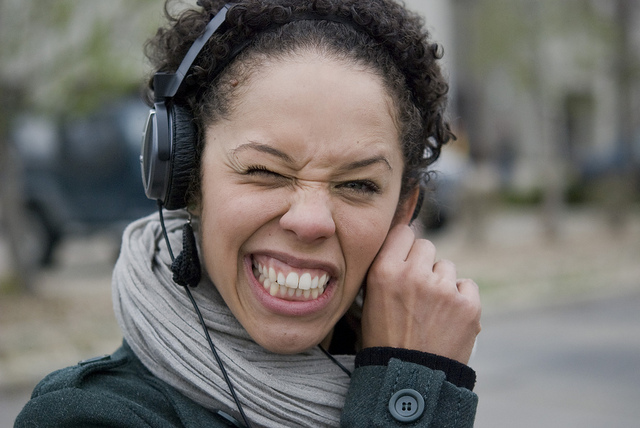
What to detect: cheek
<box><xmin>197</xmin><ymin>170</ymin><xmax>250</xmax><ymax>287</ymax></box>
<box><xmin>198</xmin><ymin>176</ymin><xmax>284</xmax><ymax>272</ymax></box>
<box><xmin>337</xmin><ymin>207</ymin><xmax>396</xmax><ymax>285</ymax></box>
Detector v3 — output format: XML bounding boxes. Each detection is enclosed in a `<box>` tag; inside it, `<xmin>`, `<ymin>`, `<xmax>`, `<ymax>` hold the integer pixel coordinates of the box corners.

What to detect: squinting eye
<box><xmin>339</xmin><ymin>180</ymin><xmax>380</xmax><ymax>194</ymax></box>
<box><xmin>245</xmin><ymin>165</ymin><xmax>282</xmax><ymax>178</ymax></box>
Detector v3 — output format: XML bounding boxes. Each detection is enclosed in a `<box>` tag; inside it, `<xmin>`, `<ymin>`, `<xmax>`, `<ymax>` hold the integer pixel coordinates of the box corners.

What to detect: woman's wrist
<box><xmin>355</xmin><ymin>346</ymin><xmax>476</xmax><ymax>391</ymax></box>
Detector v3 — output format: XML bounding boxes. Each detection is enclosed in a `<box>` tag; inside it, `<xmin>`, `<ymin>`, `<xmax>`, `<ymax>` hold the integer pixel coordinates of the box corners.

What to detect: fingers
<box><xmin>374</xmin><ymin>224</ymin><xmax>461</xmax><ymax>292</ymax></box>
<box><xmin>376</xmin><ymin>224</ymin><xmax>417</xmax><ymax>262</ymax></box>
<box><xmin>377</xmin><ymin>224</ymin><xmax>439</xmax><ymax>268</ymax></box>
<box><xmin>457</xmin><ymin>278</ymin><xmax>480</xmax><ymax>299</ymax></box>
<box><xmin>457</xmin><ymin>278</ymin><xmax>482</xmax><ymax>334</ymax></box>
<box><xmin>363</xmin><ymin>223</ymin><xmax>482</xmax><ymax>363</ymax></box>
<box><xmin>406</xmin><ymin>237</ymin><xmax>437</xmax><ymax>266</ymax></box>
<box><xmin>432</xmin><ymin>258</ymin><xmax>457</xmax><ymax>281</ymax></box>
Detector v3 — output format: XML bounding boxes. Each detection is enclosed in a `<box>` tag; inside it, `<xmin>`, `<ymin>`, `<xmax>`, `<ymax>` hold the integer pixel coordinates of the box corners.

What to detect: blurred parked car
<box><xmin>579</xmin><ymin>135</ymin><xmax>640</xmax><ymax>182</ymax></box>
<box><xmin>10</xmin><ymin>96</ymin><xmax>156</xmax><ymax>266</ymax></box>
<box><xmin>418</xmin><ymin>146</ymin><xmax>469</xmax><ymax>232</ymax></box>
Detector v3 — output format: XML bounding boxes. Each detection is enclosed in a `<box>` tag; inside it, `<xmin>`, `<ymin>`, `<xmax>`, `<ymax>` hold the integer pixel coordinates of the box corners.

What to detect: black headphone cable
<box><xmin>158</xmin><ymin>202</ymin><xmax>252</xmax><ymax>428</ymax></box>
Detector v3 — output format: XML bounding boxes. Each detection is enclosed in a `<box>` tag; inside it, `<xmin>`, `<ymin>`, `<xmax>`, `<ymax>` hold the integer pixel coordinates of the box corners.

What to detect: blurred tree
<box><xmin>0</xmin><ymin>0</ymin><xmax>163</xmax><ymax>291</ymax></box>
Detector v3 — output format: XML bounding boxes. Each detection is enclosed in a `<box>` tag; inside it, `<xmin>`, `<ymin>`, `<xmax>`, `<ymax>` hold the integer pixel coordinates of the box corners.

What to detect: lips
<box><xmin>251</xmin><ymin>254</ymin><xmax>333</xmax><ymax>301</ymax></box>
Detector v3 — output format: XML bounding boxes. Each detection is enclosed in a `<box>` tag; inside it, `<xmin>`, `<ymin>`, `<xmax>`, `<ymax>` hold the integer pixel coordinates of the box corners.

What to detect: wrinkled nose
<box><xmin>279</xmin><ymin>188</ymin><xmax>336</xmax><ymax>243</ymax></box>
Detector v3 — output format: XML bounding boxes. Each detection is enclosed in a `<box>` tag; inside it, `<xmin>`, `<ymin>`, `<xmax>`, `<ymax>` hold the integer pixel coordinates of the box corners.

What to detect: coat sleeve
<box><xmin>341</xmin><ymin>357</ymin><xmax>478</xmax><ymax>427</ymax></box>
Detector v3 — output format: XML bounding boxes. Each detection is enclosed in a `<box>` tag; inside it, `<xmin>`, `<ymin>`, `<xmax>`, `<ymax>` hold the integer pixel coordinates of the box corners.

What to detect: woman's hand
<box><xmin>361</xmin><ymin>224</ymin><xmax>481</xmax><ymax>365</ymax></box>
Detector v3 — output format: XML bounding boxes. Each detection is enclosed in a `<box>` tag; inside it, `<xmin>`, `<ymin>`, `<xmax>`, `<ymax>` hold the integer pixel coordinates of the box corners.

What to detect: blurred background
<box><xmin>1</xmin><ymin>0</ymin><xmax>639</xmax><ymax>427</ymax></box>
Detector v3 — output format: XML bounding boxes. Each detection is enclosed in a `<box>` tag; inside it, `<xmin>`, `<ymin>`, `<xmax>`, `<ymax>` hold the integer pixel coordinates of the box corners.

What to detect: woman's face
<box><xmin>199</xmin><ymin>52</ymin><xmax>413</xmax><ymax>353</ymax></box>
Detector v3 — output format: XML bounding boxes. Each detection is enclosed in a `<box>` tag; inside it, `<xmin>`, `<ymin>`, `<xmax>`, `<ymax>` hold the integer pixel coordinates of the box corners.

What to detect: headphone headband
<box><xmin>154</xmin><ymin>4</ymin><xmax>231</xmax><ymax>101</ymax></box>
<box><xmin>154</xmin><ymin>4</ymin><xmax>371</xmax><ymax>102</ymax></box>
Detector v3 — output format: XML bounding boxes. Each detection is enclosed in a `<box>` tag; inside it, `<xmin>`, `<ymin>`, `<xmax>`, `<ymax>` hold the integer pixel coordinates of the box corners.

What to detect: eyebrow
<box><xmin>231</xmin><ymin>142</ymin><xmax>293</xmax><ymax>163</ymax></box>
<box><xmin>231</xmin><ymin>141</ymin><xmax>392</xmax><ymax>171</ymax></box>
<box><xmin>341</xmin><ymin>156</ymin><xmax>392</xmax><ymax>172</ymax></box>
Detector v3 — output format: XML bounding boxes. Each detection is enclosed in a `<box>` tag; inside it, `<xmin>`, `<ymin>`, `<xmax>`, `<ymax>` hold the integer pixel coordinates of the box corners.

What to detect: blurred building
<box><xmin>409</xmin><ymin>0</ymin><xmax>640</xmax><ymax>201</ymax></box>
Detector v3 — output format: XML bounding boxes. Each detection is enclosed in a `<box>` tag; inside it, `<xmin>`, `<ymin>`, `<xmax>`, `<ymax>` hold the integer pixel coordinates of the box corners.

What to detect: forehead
<box><xmin>214</xmin><ymin>51</ymin><xmax>403</xmax><ymax>166</ymax></box>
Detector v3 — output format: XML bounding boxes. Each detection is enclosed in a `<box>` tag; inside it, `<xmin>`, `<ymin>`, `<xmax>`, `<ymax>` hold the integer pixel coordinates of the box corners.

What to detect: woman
<box><xmin>16</xmin><ymin>0</ymin><xmax>481</xmax><ymax>426</ymax></box>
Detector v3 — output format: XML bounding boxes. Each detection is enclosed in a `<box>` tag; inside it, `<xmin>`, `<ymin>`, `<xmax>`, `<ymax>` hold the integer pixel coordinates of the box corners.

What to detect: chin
<box><xmin>253</xmin><ymin>329</ymin><xmax>326</xmax><ymax>355</ymax></box>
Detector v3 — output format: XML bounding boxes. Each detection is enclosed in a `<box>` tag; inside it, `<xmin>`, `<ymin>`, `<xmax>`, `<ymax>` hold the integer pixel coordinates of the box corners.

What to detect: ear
<box><xmin>392</xmin><ymin>186</ymin><xmax>421</xmax><ymax>226</ymax></box>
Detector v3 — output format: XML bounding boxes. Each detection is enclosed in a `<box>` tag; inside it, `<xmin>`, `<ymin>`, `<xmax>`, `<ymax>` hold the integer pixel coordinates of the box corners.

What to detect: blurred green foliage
<box><xmin>0</xmin><ymin>0</ymin><xmax>164</xmax><ymax>116</ymax></box>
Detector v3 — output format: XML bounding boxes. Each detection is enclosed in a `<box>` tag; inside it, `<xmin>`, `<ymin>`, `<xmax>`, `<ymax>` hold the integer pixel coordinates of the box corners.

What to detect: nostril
<box><xmin>279</xmin><ymin>200</ymin><xmax>335</xmax><ymax>242</ymax></box>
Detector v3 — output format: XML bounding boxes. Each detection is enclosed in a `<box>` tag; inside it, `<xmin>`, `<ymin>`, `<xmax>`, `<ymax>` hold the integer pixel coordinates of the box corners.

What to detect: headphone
<box><xmin>141</xmin><ymin>5</ymin><xmax>231</xmax><ymax>210</ymax></box>
<box><xmin>141</xmin><ymin>2</ymin><xmax>426</xmax><ymax>219</ymax></box>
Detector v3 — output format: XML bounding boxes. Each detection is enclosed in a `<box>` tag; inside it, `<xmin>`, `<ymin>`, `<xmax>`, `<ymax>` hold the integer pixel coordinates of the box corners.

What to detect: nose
<box><xmin>279</xmin><ymin>187</ymin><xmax>336</xmax><ymax>243</ymax></box>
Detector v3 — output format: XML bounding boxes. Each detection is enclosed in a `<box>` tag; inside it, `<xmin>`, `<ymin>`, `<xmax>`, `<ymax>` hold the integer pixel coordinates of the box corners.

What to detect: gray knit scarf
<box><xmin>112</xmin><ymin>212</ymin><xmax>354</xmax><ymax>427</ymax></box>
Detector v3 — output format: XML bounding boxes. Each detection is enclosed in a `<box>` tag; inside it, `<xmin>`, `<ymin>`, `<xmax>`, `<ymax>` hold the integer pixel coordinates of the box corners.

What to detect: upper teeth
<box><xmin>253</xmin><ymin>261</ymin><xmax>330</xmax><ymax>299</ymax></box>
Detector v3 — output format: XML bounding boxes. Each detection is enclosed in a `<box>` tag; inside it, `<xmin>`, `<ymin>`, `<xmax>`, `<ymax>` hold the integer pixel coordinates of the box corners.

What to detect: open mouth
<box><xmin>252</xmin><ymin>255</ymin><xmax>331</xmax><ymax>301</ymax></box>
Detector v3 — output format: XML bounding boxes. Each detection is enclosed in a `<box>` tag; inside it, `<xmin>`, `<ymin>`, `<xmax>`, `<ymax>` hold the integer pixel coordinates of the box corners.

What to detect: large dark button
<box><xmin>388</xmin><ymin>388</ymin><xmax>425</xmax><ymax>423</ymax></box>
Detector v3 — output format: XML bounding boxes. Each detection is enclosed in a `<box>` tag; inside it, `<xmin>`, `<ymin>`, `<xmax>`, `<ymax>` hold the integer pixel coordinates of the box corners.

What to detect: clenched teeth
<box><xmin>253</xmin><ymin>260</ymin><xmax>329</xmax><ymax>301</ymax></box>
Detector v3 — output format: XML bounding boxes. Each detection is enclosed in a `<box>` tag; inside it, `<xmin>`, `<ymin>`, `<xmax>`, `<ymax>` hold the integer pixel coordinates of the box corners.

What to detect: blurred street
<box><xmin>1</xmin><ymin>206</ymin><xmax>640</xmax><ymax>427</ymax></box>
<box><xmin>473</xmin><ymin>290</ymin><xmax>640</xmax><ymax>427</ymax></box>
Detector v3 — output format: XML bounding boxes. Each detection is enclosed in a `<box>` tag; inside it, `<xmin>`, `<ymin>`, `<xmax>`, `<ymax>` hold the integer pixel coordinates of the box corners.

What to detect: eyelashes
<box><xmin>338</xmin><ymin>180</ymin><xmax>380</xmax><ymax>195</ymax></box>
<box><xmin>245</xmin><ymin>165</ymin><xmax>282</xmax><ymax>177</ymax></box>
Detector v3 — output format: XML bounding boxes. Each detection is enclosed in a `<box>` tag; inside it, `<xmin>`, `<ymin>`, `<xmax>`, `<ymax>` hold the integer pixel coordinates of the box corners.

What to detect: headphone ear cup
<box><xmin>164</xmin><ymin>104</ymin><xmax>198</xmax><ymax>210</ymax></box>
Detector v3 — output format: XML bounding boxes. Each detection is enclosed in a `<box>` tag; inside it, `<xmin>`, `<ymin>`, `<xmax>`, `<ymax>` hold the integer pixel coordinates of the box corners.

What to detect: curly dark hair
<box><xmin>144</xmin><ymin>0</ymin><xmax>454</xmax><ymax>207</ymax></box>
